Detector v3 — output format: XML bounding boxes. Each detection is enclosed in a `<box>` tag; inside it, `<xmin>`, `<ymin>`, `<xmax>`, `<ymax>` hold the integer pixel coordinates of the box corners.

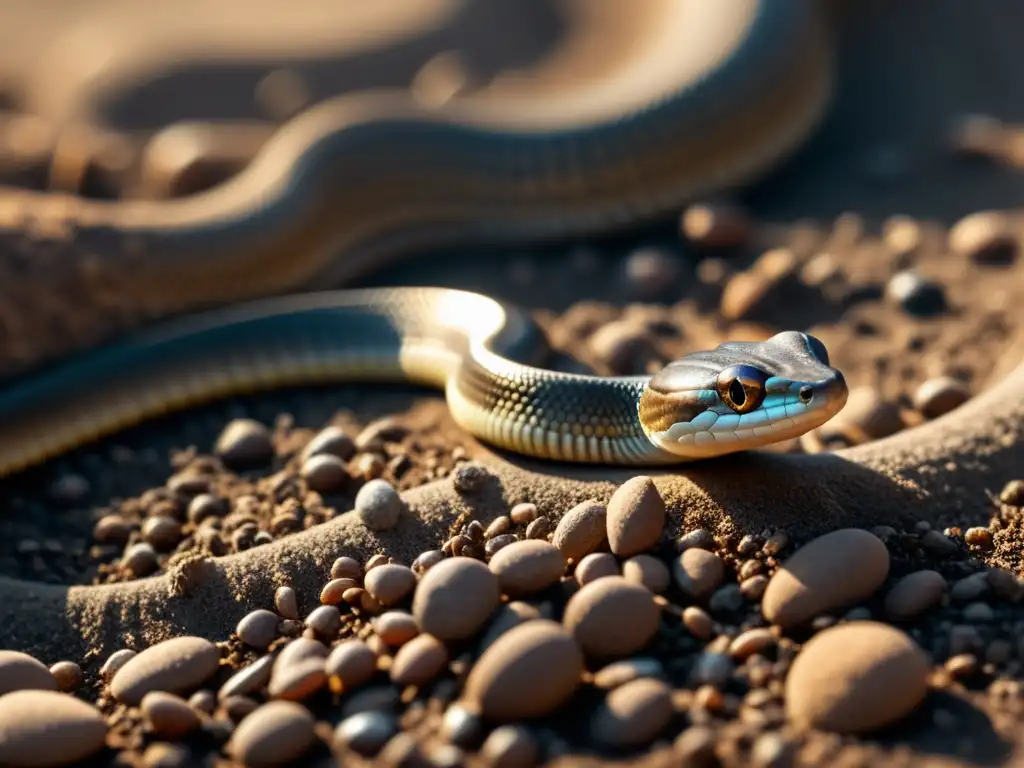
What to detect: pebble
<box><xmin>762</xmin><ymin>529</ymin><xmax>890</xmax><ymax>629</ymax></box>
<box><xmin>913</xmin><ymin>377</ymin><xmax>970</xmax><ymax>419</ymax></box>
<box><xmin>485</xmin><ymin>534</ymin><xmax>518</xmax><ymax>556</ymax></box>
<box><xmin>681</xmin><ymin>202</ymin><xmax>752</xmax><ymax>248</ymax></box>
<box><xmin>464</xmin><ymin>620</ymin><xmax>583</xmax><ymax>721</ymax></box>
<box><xmin>741</xmin><ymin>574</ymin><xmax>769</xmax><ymax>602</ymax></box>
<box><xmin>921</xmin><ymin>529</ymin><xmax>960</xmax><ymax>558</ymax></box>
<box><xmin>275</xmin><ymin>586</ymin><xmax>300</xmax><ymax>620</ymax></box>
<box><xmin>682</xmin><ymin>606</ymin><xmax>715</xmax><ymax>640</ymax></box>
<box><xmin>364</xmin><ymin>563</ymin><xmax>417</xmax><ymax>607</ymax></box>
<box><xmin>335</xmin><ymin>711</ymin><xmax>397</xmax><ymax>757</ymax></box>
<box><xmin>100</xmin><ymin>649</ymin><xmax>137</xmax><ymax>680</ymax></box>
<box><xmin>480</xmin><ymin>724</ymin><xmax>539</xmax><ymax>768</ymax></box>
<box><xmin>300</xmin><ymin>453</ymin><xmax>349</xmax><ymax>493</ymax></box>
<box><xmin>219</xmin><ymin>655</ymin><xmax>275</xmax><ymax>700</ymax></box>
<box><xmin>488</xmin><ymin>540</ymin><xmax>565</xmax><ymax>597</ymax></box>
<box><xmin>302</xmin><ymin>425</ymin><xmax>355</xmax><ymax>462</ymax></box>
<box><xmin>110</xmin><ymin>636</ymin><xmax>220</xmax><ymax>706</ymax></box>
<box><xmin>390</xmin><ymin>634</ymin><xmax>449</xmax><ymax>687</ymax></box>
<box><xmin>592</xmin><ymin>658</ymin><xmax>665</xmax><ymax>689</ymax></box>
<box><xmin>673</xmin><ymin>548</ymin><xmax>726</xmax><ymax>601</ymax></box>
<box><xmin>693</xmin><ymin>651</ymin><xmax>734</xmax><ymax>687</ymax></box>
<box><xmin>948</xmin><ymin>209</ymin><xmax>1019</xmax><ymax>265</ymax></box>
<box><xmin>228</xmin><ymin>700</ymin><xmax>317</xmax><ymax>767</ymax></box>
<box><xmin>591</xmin><ymin>678</ymin><xmax>673</xmax><ymax>748</ymax></box>
<box><xmin>373</xmin><ymin>611</ymin><xmax>420</xmax><ymax>647</ymax></box>
<box><xmin>215</xmin><ymin>418</ymin><xmax>274</xmax><ymax>468</ymax></box>
<box><xmin>729</xmin><ymin>628</ymin><xmax>776</xmax><ymax>660</ymax></box>
<box><xmin>678</xmin><ymin>528</ymin><xmax>716</xmax><ymax>551</ymax></box>
<box><xmin>551</xmin><ymin>499</ymin><xmax>608</xmax><ymax>561</ymax></box>
<box><xmin>885</xmin><ymin>270</ymin><xmax>947</xmax><ymax>316</ymax></box>
<box><xmin>451</xmin><ymin>462</ymin><xmax>492</xmax><ymax>493</ymax></box>
<box><xmin>0</xmin><ymin>690</ymin><xmax>107</xmax><ymax>766</ymax></box>
<box><xmin>575</xmin><ymin>552</ymin><xmax>620</xmax><ymax>585</ymax></box>
<box><xmin>140</xmin><ymin>691</ymin><xmax>201</xmax><ymax>738</ymax></box>
<box><xmin>825</xmin><ymin>387</ymin><xmax>905</xmax><ymax>444</ymax></box>
<box><xmin>964</xmin><ymin>526</ymin><xmax>993</xmax><ymax>549</ymax></box>
<box><xmin>562</xmin><ymin>576</ymin><xmax>660</xmax><ymax>659</ymax></box>
<box><xmin>589</xmin><ymin>320</ymin><xmax>656</xmax><ymax>373</ymax></box>
<box><xmin>49</xmin><ymin>661</ymin><xmax>83</xmax><ymax>692</ymax></box>
<box><xmin>606</xmin><ymin>476</ymin><xmax>666</xmax><ymax>557</ymax></box>
<box><xmin>305</xmin><ymin>605</ymin><xmax>342</xmax><ymax>638</ymax></box>
<box><xmin>325</xmin><ymin>639</ymin><xmax>378</xmax><ymax>691</ymax></box>
<box><xmin>354</xmin><ymin>479</ymin><xmax>404</xmax><ymax>532</ymax></box>
<box><xmin>674</xmin><ymin>725</ymin><xmax>718</xmax><ymax>765</ymax></box>
<box><xmin>412</xmin><ymin>549</ymin><xmax>445</xmax><ymax>574</ymax></box>
<box><xmin>268</xmin><ymin>657</ymin><xmax>327</xmax><ymax>701</ymax></box>
<box><xmin>485</xmin><ymin>516</ymin><xmax>512</xmax><ymax>539</ymax></box>
<box><xmin>142</xmin><ymin>516</ymin><xmax>183</xmax><ymax>551</ymax></box>
<box><xmin>1000</xmin><ymin>479</ymin><xmax>1024</xmax><ymax>506</ymax></box>
<box><xmin>950</xmin><ymin>572</ymin><xmax>990</xmax><ymax>602</ymax></box>
<box><xmin>413</xmin><ymin>557</ymin><xmax>501</xmax><ymax>640</ymax></box>
<box><xmin>623</xmin><ymin>247</ymin><xmax>682</xmax><ymax>299</ymax></box>
<box><xmin>477</xmin><ymin>602</ymin><xmax>544</xmax><ymax>654</ymax></box>
<box><xmin>0</xmin><ymin>650</ymin><xmax>58</xmax><ymax>695</ymax></box>
<box><xmin>510</xmin><ymin>502</ymin><xmax>540</xmax><ymax>525</ymax></box>
<box><xmin>142</xmin><ymin>742</ymin><xmax>192</xmax><ymax>768</ymax></box>
<box><xmin>331</xmin><ymin>556</ymin><xmax>363</xmax><ymax>580</ymax></box>
<box><xmin>122</xmin><ymin>542</ymin><xmax>159</xmax><ymax>576</ymax></box>
<box><xmin>884</xmin><ymin>570</ymin><xmax>947</xmax><ymax>621</ymax></box>
<box><xmin>622</xmin><ymin>554</ymin><xmax>671</xmax><ymax>593</ymax></box>
<box><xmin>237</xmin><ymin>609</ymin><xmax>280</xmax><ymax>649</ymax></box>
<box><xmin>785</xmin><ymin>621</ymin><xmax>931</xmax><ymax>733</ymax></box>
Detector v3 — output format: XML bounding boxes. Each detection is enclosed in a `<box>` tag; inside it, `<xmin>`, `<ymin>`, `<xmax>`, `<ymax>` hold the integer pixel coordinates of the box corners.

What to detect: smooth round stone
<box><xmin>274</xmin><ymin>586</ymin><xmax>300</xmax><ymax>620</ymax></box>
<box><xmin>550</xmin><ymin>500</ymin><xmax>608</xmax><ymax>561</ymax></box>
<box><xmin>562</xmin><ymin>576</ymin><xmax>660</xmax><ymax>660</ymax></box>
<box><xmin>334</xmin><ymin>710</ymin><xmax>398</xmax><ymax>757</ymax></box>
<box><xmin>591</xmin><ymin>678</ymin><xmax>673</xmax><ymax>748</ymax></box>
<box><xmin>488</xmin><ymin>540</ymin><xmax>565</xmax><ymax>598</ymax></box>
<box><xmin>0</xmin><ymin>690</ymin><xmax>107</xmax><ymax>767</ymax></box>
<box><xmin>110</xmin><ymin>636</ymin><xmax>220</xmax><ymax>706</ymax></box>
<box><xmin>140</xmin><ymin>691</ymin><xmax>201</xmax><ymax>738</ymax></box>
<box><xmin>364</xmin><ymin>564</ymin><xmax>417</xmax><ymax>607</ymax></box>
<box><xmin>373</xmin><ymin>611</ymin><xmax>420</xmax><ymax>647</ymax></box>
<box><xmin>325</xmin><ymin>640</ymin><xmax>377</xmax><ymax>691</ymax></box>
<box><xmin>236</xmin><ymin>609</ymin><xmax>280</xmax><ymax>650</ymax></box>
<box><xmin>228</xmin><ymin>701</ymin><xmax>317</xmax><ymax>767</ymax></box>
<box><xmin>412</xmin><ymin>557</ymin><xmax>500</xmax><ymax>641</ymax></box>
<box><xmin>885</xmin><ymin>270</ymin><xmax>947</xmax><ymax>317</ymax></box>
<box><xmin>575</xmin><ymin>552</ymin><xmax>620</xmax><ymax>586</ymax></box>
<box><xmin>673</xmin><ymin>548</ymin><xmax>725</xmax><ymax>601</ymax></box>
<box><xmin>300</xmin><ymin>454</ymin><xmax>349</xmax><ymax>493</ymax></box>
<box><xmin>215</xmin><ymin>418</ymin><xmax>274</xmax><ymax>468</ymax></box>
<box><xmin>465</xmin><ymin>620</ymin><xmax>583</xmax><ymax>721</ymax></box>
<box><xmin>622</xmin><ymin>554</ymin><xmax>671</xmax><ymax>594</ymax></box>
<box><xmin>302</xmin><ymin>425</ymin><xmax>355</xmax><ymax>462</ymax></box>
<box><xmin>49</xmin><ymin>661</ymin><xmax>83</xmax><ymax>693</ymax></box>
<box><xmin>948</xmin><ymin>209</ymin><xmax>1019</xmax><ymax>265</ymax></box>
<box><xmin>477</xmin><ymin>602</ymin><xmax>545</xmax><ymax>655</ymax></box>
<box><xmin>219</xmin><ymin>655</ymin><xmax>275</xmax><ymax>701</ymax></box>
<box><xmin>389</xmin><ymin>635</ymin><xmax>449</xmax><ymax>687</ymax></box>
<box><xmin>912</xmin><ymin>377</ymin><xmax>970</xmax><ymax>420</ymax></box>
<box><xmin>354</xmin><ymin>479</ymin><xmax>405</xmax><ymax>531</ymax></box>
<box><xmin>762</xmin><ymin>529</ymin><xmax>890</xmax><ymax>629</ymax></box>
<box><xmin>0</xmin><ymin>651</ymin><xmax>58</xmax><ymax>695</ymax></box>
<box><xmin>884</xmin><ymin>570</ymin><xmax>947</xmax><ymax>621</ymax></box>
<box><xmin>100</xmin><ymin>649</ymin><xmax>137</xmax><ymax>681</ymax></box>
<box><xmin>592</xmin><ymin>658</ymin><xmax>665</xmax><ymax>690</ymax></box>
<box><xmin>785</xmin><ymin>621</ymin><xmax>931</xmax><ymax>733</ymax></box>
<box><xmin>481</xmin><ymin>724</ymin><xmax>539</xmax><ymax>768</ymax></box>
<box><xmin>606</xmin><ymin>476</ymin><xmax>666</xmax><ymax>557</ymax></box>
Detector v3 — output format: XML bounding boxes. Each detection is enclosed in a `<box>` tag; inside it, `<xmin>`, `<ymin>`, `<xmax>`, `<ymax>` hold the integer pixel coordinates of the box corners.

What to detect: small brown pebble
<box><xmin>464</xmin><ymin>620</ymin><xmax>583</xmax><ymax>721</ymax></box>
<box><xmin>122</xmin><ymin>542</ymin><xmax>159</xmax><ymax>576</ymax></box>
<box><xmin>673</xmin><ymin>548</ymin><xmax>726</xmax><ymax>601</ymax></box>
<box><xmin>948</xmin><ymin>209</ymin><xmax>1018</xmax><ymax>265</ymax></box>
<box><xmin>477</xmin><ymin>602</ymin><xmax>544</xmax><ymax>654</ymax></box>
<box><xmin>390</xmin><ymin>634</ymin><xmax>449</xmax><ymax>687</ymax></box>
<box><xmin>741</xmin><ymin>574</ymin><xmax>769</xmax><ymax>601</ymax></box>
<box><xmin>681</xmin><ymin>202</ymin><xmax>752</xmax><ymax>248</ymax></box>
<box><xmin>364</xmin><ymin>563</ymin><xmax>417</xmax><ymax>607</ymax></box>
<box><xmin>921</xmin><ymin>529</ymin><xmax>960</xmax><ymax>558</ymax></box>
<box><xmin>355</xmin><ymin>479</ymin><xmax>404</xmax><ymax>531</ymax></box>
<box><xmin>551</xmin><ymin>499</ymin><xmax>608</xmax><ymax>561</ymax></box>
<box><xmin>485</xmin><ymin>516</ymin><xmax>512</xmax><ymax>539</ymax></box>
<box><xmin>300</xmin><ymin>453</ymin><xmax>348</xmax><ymax>493</ymax></box>
<box><xmin>913</xmin><ymin>377</ymin><xmax>970</xmax><ymax>419</ymax></box>
<box><xmin>142</xmin><ymin>742</ymin><xmax>191</xmax><ymax>768</ymax></box>
<box><xmin>575</xmin><ymin>552</ymin><xmax>619</xmax><ymax>585</ymax></box>
<box><xmin>413</xmin><ymin>557</ymin><xmax>501</xmax><ymax>641</ymax></box>
<box><xmin>451</xmin><ymin>462</ymin><xmax>492</xmax><ymax>493</ymax></box>
<box><xmin>93</xmin><ymin>514</ymin><xmax>134</xmax><ymax>544</ymax></box>
<box><xmin>606</xmin><ymin>476</ymin><xmax>666</xmax><ymax>557</ymax></box>
<box><xmin>141</xmin><ymin>691</ymin><xmax>201</xmax><ymax>738</ymax></box>
<box><xmin>563</xmin><ymin>576</ymin><xmax>660</xmax><ymax>659</ymax></box>
<box><xmin>142</xmin><ymin>516</ymin><xmax>182</xmax><ymax>551</ymax></box>
<box><xmin>682</xmin><ymin>606</ymin><xmax>715</xmax><ymax>640</ymax></box>
<box><xmin>331</xmin><ymin>556</ymin><xmax>363</xmax><ymax>580</ymax></box>
<box><xmin>412</xmin><ymin>550</ymin><xmax>444</xmax><ymax>574</ymax></box>
<box><xmin>729</xmin><ymin>628</ymin><xmax>776</xmax><ymax>660</ymax></box>
<box><xmin>101</xmin><ymin>649</ymin><xmax>137</xmax><ymax>680</ymax></box>
<box><xmin>592</xmin><ymin>658</ymin><xmax>664</xmax><ymax>689</ymax></box>
<box><xmin>964</xmin><ymin>526</ymin><xmax>993</xmax><ymax>549</ymax></box>
<box><xmin>674</xmin><ymin>724</ymin><xmax>718</xmax><ymax>765</ymax></box>
<box><xmin>1000</xmin><ymin>479</ymin><xmax>1024</xmax><ymax>506</ymax></box>
<box><xmin>237</xmin><ymin>609</ymin><xmax>280</xmax><ymax>649</ymax></box>
<box><xmin>524</xmin><ymin>517</ymin><xmax>552</xmax><ymax>540</ymax></box>
<box><xmin>591</xmin><ymin>678</ymin><xmax>673</xmax><ymax>748</ymax></box>
<box><xmin>305</xmin><ymin>605</ymin><xmax>342</xmax><ymax>638</ymax></box>
<box><xmin>0</xmin><ymin>651</ymin><xmax>58</xmax><ymax>695</ymax></box>
<box><xmin>110</xmin><ymin>637</ymin><xmax>220</xmax><ymax>706</ymax></box>
<box><xmin>49</xmin><ymin>661</ymin><xmax>82</xmax><ymax>692</ymax></box>
<box><xmin>762</xmin><ymin>529</ymin><xmax>890</xmax><ymax>629</ymax></box>
<box><xmin>326</xmin><ymin>640</ymin><xmax>378</xmax><ymax>692</ymax></box>
<box><xmin>510</xmin><ymin>503</ymin><xmax>539</xmax><ymax>525</ymax></box>
<box><xmin>785</xmin><ymin>621</ymin><xmax>930</xmax><ymax>733</ymax></box>
<box><xmin>0</xmin><ymin>690</ymin><xmax>107</xmax><ymax>766</ymax></box>
<box><xmin>268</xmin><ymin>656</ymin><xmax>327</xmax><ymax>701</ymax></box>
<box><xmin>187</xmin><ymin>494</ymin><xmax>223</xmax><ymax>525</ymax></box>
<box><xmin>622</xmin><ymin>554</ymin><xmax>671</xmax><ymax>593</ymax></box>
<box><xmin>275</xmin><ymin>586</ymin><xmax>300</xmax><ymax>620</ymax></box>
<box><xmin>227</xmin><ymin>700</ymin><xmax>317</xmax><ymax>767</ymax></box>
<box><xmin>373</xmin><ymin>611</ymin><xmax>420</xmax><ymax>647</ymax></box>
<box><xmin>481</xmin><ymin>724</ymin><xmax>539</xmax><ymax>768</ymax></box>
<box><xmin>222</xmin><ymin>694</ymin><xmax>260</xmax><ymax>723</ymax></box>
<box><xmin>335</xmin><ymin>710</ymin><xmax>398</xmax><ymax>757</ymax></box>
<box><xmin>302</xmin><ymin>425</ymin><xmax>355</xmax><ymax>462</ymax></box>
<box><xmin>215</xmin><ymin>418</ymin><xmax>274</xmax><ymax>468</ymax></box>
<box><xmin>488</xmin><ymin>540</ymin><xmax>565</xmax><ymax>597</ymax></box>
<box><xmin>589</xmin><ymin>320</ymin><xmax>656</xmax><ymax>374</ymax></box>
<box><xmin>485</xmin><ymin>534</ymin><xmax>518</xmax><ymax>556</ymax></box>
<box><xmin>678</xmin><ymin>529</ymin><xmax>715</xmax><ymax>551</ymax></box>
<box><xmin>320</xmin><ymin>577</ymin><xmax>358</xmax><ymax>605</ymax></box>
<box><xmin>219</xmin><ymin>656</ymin><xmax>275</xmax><ymax>700</ymax></box>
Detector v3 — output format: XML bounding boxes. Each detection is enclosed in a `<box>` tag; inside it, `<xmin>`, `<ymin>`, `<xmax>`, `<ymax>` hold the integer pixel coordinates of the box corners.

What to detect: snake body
<box><xmin>0</xmin><ymin>1</ymin><xmax>844</xmax><ymax>472</ymax></box>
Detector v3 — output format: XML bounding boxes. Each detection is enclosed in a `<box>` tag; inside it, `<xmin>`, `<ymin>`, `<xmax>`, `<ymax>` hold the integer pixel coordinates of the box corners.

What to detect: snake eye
<box><xmin>717</xmin><ymin>365</ymin><xmax>767</xmax><ymax>414</ymax></box>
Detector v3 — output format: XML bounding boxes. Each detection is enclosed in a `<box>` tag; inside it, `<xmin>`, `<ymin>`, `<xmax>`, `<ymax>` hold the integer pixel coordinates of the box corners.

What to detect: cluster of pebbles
<box><xmin>2</xmin><ymin>469</ymin><xmax>1024</xmax><ymax>766</ymax></box>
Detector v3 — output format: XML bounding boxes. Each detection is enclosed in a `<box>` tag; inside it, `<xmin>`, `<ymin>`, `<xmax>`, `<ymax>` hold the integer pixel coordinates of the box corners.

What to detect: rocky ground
<box><xmin>2</xmin><ymin>1</ymin><xmax>1024</xmax><ymax>767</ymax></box>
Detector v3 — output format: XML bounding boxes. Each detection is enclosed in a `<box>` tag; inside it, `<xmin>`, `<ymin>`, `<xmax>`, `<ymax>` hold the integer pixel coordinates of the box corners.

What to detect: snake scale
<box><xmin>0</xmin><ymin>0</ymin><xmax>852</xmax><ymax>475</ymax></box>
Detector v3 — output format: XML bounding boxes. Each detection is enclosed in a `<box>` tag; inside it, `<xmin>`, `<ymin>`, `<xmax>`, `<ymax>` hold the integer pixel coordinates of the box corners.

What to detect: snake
<box><xmin>0</xmin><ymin>0</ymin><xmax>842</xmax><ymax>474</ymax></box>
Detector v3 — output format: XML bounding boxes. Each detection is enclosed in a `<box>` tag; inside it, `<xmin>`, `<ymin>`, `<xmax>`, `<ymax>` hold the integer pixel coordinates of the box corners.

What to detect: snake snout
<box><xmin>809</xmin><ymin>369</ymin><xmax>848</xmax><ymax>414</ymax></box>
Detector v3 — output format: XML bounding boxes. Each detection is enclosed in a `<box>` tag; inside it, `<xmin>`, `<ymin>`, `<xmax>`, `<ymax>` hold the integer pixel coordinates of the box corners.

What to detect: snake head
<box><xmin>638</xmin><ymin>331</ymin><xmax>848</xmax><ymax>459</ymax></box>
